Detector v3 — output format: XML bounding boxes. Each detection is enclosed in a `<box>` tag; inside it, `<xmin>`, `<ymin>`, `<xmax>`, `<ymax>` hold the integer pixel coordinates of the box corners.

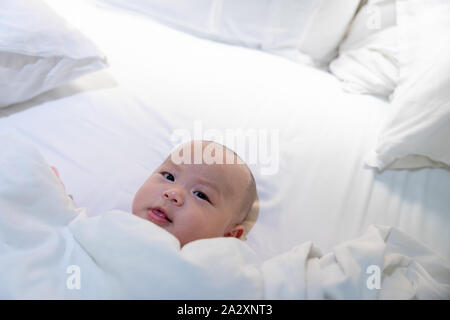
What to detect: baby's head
<box><xmin>132</xmin><ymin>140</ymin><xmax>258</xmax><ymax>247</ymax></box>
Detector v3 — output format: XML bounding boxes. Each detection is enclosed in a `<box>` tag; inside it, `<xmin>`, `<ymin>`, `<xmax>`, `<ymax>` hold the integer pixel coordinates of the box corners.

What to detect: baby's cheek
<box><xmin>131</xmin><ymin>190</ymin><xmax>144</xmax><ymax>214</ymax></box>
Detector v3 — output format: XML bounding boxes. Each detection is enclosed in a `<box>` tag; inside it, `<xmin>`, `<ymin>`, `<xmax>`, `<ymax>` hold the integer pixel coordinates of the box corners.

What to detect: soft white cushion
<box><xmin>365</xmin><ymin>0</ymin><xmax>450</xmax><ymax>170</ymax></box>
<box><xmin>102</xmin><ymin>0</ymin><xmax>317</xmax><ymax>62</ymax></box>
<box><xmin>298</xmin><ymin>0</ymin><xmax>361</xmax><ymax>65</ymax></box>
<box><xmin>0</xmin><ymin>0</ymin><xmax>108</xmax><ymax>108</ymax></box>
<box><xmin>100</xmin><ymin>0</ymin><xmax>359</xmax><ymax>65</ymax></box>
<box><xmin>329</xmin><ymin>0</ymin><xmax>398</xmax><ymax>97</ymax></box>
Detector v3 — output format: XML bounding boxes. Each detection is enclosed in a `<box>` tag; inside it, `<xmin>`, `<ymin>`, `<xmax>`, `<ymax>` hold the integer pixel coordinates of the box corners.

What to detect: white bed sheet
<box><xmin>1</xmin><ymin>0</ymin><xmax>449</xmax><ymax>262</ymax></box>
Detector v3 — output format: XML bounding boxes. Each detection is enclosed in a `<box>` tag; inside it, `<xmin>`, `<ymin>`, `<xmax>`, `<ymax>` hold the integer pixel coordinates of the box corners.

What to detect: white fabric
<box><xmin>99</xmin><ymin>0</ymin><xmax>359</xmax><ymax>66</ymax></box>
<box><xmin>0</xmin><ymin>136</ymin><xmax>448</xmax><ymax>299</ymax></box>
<box><xmin>100</xmin><ymin>0</ymin><xmax>320</xmax><ymax>64</ymax></box>
<box><xmin>0</xmin><ymin>0</ymin><xmax>107</xmax><ymax>108</ymax></box>
<box><xmin>298</xmin><ymin>0</ymin><xmax>361</xmax><ymax>65</ymax></box>
<box><xmin>1</xmin><ymin>0</ymin><xmax>449</xmax><ymax>265</ymax></box>
<box><xmin>365</xmin><ymin>0</ymin><xmax>450</xmax><ymax>170</ymax></box>
<box><xmin>329</xmin><ymin>0</ymin><xmax>398</xmax><ymax>97</ymax></box>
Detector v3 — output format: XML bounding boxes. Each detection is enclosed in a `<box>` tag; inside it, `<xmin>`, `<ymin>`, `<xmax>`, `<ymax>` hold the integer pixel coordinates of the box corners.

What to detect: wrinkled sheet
<box><xmin>1</xmin><ymin>210</ymin><xmax>449</xmax><ymax>299</ymax></box>
<box><xmin>0</xmin><ymin>136</ymin><xmax>449</xmax><ymax>299</ymax></box>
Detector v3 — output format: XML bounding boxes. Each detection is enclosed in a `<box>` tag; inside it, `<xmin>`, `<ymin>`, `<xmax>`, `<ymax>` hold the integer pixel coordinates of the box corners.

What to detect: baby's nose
<box><xmin>163</xmin><ymin>190</ymin><xmax>184</xmax><ymax>206</ymax></box>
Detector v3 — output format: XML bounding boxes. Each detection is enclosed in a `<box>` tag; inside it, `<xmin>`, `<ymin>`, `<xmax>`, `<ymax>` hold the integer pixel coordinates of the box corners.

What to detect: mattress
<box><xmin>1</xmin><ymin>0</ymin><xmax>449</xmax><ymax>261</ymax></box>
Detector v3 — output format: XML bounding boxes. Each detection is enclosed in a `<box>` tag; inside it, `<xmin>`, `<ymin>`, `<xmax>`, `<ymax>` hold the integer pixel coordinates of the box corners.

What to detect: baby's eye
<box><xmin>194</xmin><ymin>191</ymin><xmax>211</xmax><ymax>203</ymax></box>
<box><xmin>161</xmin><ymin>172</ymin><xmax>175</xmax><ymax>181</ymax></box>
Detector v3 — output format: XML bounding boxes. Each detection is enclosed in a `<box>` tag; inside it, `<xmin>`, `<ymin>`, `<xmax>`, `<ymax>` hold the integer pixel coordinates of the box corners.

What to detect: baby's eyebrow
<box><xmin>195</xmin><ymin>177</ymin><xmax>221</xmax><ymax>196</ymax></box>
<box><xmin>162</xmin><ymin>158</ymin><xmax>180</xmax><ymax>171</ymax></box>
<box><xmin>164</xmin><ymin>159</ymin><xmax>222</xmax><ymax>196</ymax></box>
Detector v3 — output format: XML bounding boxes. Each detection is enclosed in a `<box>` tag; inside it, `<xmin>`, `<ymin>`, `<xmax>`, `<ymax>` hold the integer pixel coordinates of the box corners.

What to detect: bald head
<box><xmin>171</xmin><ymin>140</ymin><xmax>258</xmax><ymax>229</ymax></box>
<box><xmin>236</xmin><ymin>166</ymin><xmax>258</xmax><ymax>224</ymax></box>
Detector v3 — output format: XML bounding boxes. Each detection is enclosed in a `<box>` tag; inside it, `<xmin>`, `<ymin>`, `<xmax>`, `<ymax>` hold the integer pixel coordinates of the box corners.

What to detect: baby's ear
<box><xmin>224</xmin><ymin>224</ymin><xmax>244</xmax><ymax>239</ymax></box>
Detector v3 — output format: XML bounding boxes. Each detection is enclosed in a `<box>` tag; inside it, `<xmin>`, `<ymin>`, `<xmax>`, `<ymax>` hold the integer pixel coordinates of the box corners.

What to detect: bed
<box><xmin>0</xmin><ymin>0</ymin><xmax>449</xmax><ymax>299</ymax></box>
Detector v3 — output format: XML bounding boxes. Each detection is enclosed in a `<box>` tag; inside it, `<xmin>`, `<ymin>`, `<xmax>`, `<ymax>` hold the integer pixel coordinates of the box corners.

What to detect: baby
<box><xmin>132</xmin><ymin>140</ymin><xmax>259</xmax><ymax>247</ymax></box>
<box><xmin>53</xmin><ymin>140</ymin><xmax>258</xmax><ymax>248</ymax></box>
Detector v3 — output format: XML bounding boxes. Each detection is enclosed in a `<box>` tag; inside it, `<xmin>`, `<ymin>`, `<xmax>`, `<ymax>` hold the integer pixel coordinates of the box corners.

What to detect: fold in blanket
<box><xmin>2</xmin><ymin>210</ymin><xmax>449</xmax><ymax>299</ymax></box>
<box><xmin>0</xmin><ymin>135</ymin><xmax>449</xmax><ymax>299</ymax></box>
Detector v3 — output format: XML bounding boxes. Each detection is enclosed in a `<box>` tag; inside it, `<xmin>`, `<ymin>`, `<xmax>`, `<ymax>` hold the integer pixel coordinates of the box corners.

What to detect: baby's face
<box><xmin>132</xmin><ymin>143</ymin><xmax>250</xmax><ymax>247</ymax></box>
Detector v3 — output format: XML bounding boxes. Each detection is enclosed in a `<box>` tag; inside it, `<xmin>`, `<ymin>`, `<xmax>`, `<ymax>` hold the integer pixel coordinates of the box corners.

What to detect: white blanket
<box><xmin>1</xmin><ymin>135</ymin><xmax>449</xmax><ymax>299</ymax></box>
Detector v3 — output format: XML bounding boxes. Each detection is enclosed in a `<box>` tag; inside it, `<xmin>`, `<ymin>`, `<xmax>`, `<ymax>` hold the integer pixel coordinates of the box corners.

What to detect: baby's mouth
<box><xmin>147</xmin><ymin>207</ymin><xmax>172</xmax><ymax>224</ymax></box>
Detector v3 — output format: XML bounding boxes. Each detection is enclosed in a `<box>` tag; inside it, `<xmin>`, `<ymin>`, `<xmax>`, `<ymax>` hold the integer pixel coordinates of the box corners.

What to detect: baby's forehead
<box><xmin>170</xmin><ymin>141</ymin><xmax>242</xmax><ymax>165</ymax></box>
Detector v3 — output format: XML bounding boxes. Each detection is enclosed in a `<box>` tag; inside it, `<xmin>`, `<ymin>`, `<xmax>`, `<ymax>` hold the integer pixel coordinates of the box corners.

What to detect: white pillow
<box><xmin>298</xmin><ymin>0</ymin><xmax>361</xmax><ymax>65</ymax></box>
<box><xmin>329</xmin><ymin>0</ymin><xmax>398</xmax><ymax>97</ymax></box>
<box><xmin>0</xmin><ymin>0</ymin><xmax>108</xmax><ymax>108</ymax></box>
<box><xmin>102</xmin><ymin>0</ymin><xmax>315</xmax><ymax>56</ymax></box>
<box><xmin>100</xmin><ymin>0</ymin><xmax>360</xmax><ymax>65</ymax></box>
<box><xmin>365</xmin><ymin>0</ymin><xmax>450</xmax><ymax>170</ymax></box>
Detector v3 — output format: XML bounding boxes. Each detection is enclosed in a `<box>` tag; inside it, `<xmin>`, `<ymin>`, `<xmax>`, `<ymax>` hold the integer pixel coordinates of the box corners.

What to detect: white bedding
<box><xmin>0</xmin><ymin>0</ymin><xmax>108</xmax><ymax>108</ymax></box>
<box><xmin>0</xmin><ymin>0</ymin><xmax>449</xmax><ymax>273</ymax></box>
<box><xmin>1</xmin><ymin>137</ymin><xmax>448</xmax><ymax>299</ymax></box>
